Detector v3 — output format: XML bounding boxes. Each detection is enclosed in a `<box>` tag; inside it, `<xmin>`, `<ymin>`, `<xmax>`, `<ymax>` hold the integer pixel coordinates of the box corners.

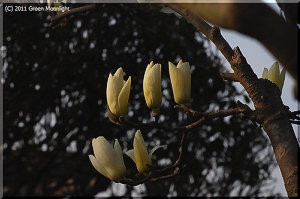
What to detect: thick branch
<box><xmin>276</xmin><ymin>1</ymin><xmax>298</xmax><ymax>25</ymax></box>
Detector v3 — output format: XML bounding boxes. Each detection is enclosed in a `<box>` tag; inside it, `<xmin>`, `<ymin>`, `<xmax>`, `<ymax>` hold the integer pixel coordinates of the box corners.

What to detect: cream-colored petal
<box><xmin>134</xmin><ymin>130</ymin><xmax>151</xmax><ymax>173</ymax></box>
<box><xmin>149</xmin><ymin>145</ymin><xmax>167</xmax><ymax>159</ymax></box>
<box><xmin>106</xmin><ymin>69</ymin><xmax>125</xmax><ymax>116</ymax></box>
<box><xmin>279</xmin><ymin>68</ymin><xmax>286</xmax><ymax>92</ymax></box>
<box><xmin>114</xmin><ymin>139</ymin><xmax>125</xmax><ymax>166</ymax></box>
<box><xmin>180</xmin><ymin>62</ymin><xmax>191</xmax><ymax>77</ymax></box>
<box><xmin>89</xmin><ymin>155</ymin><xmax>113</xmax><ymax>180</ymax></box>
<box><xmin>106</xmin><ymin>73</ymin><xmax>117</xmax><ymax>115</ymax></box>
<box><xmin>114</xmin><ymin>67</ymin><xmax>124</xmax><ymax>83</ymax></box>
<box><xmin>169</xmin><ymin>61</ymin><xmax>188</xmax><ymax>104</ymax></box>
<box><xmin>177</xmin><ymin>59</ymin><xmax>183</xmax><ymax>67</ymax></box>
<box><xmin>92</xmin><ymin>137</ymin><xmax>126</xmax><ymax>181</ymax></box>
<box><xmin>125</xmin><ymin>149</ymin><xmax>135</xmax><ymax>163</ymax></box>
<box><xmin>148</xmin><ymin>61</ymin><xmax>154</xmax><ymax>68</ymax></box>
<box><xmin>180</xmin><ymin>62</ymin><xmax>191</xmax><ymax>100</ymax></box>
<box><xmin>169</xmin><ymin>61</ymin><xmax>176</xmax><ymax>69</ymax></box>
<box><xmin>262</xmin><ymin>68</ymin><xmax>269</xmax><ymax>79</ymax></box>
<box><xmin>117</xmin><ymin>76</ymin><xmax>131</xmax><ymax>116</ymax></box>
<box><xmin>135</xmin><ymin>130</ymin><xmax>147</xmax><ymax>148</ymax></box>
<box><xmin>144</xmin><ymin>65</ymin><xmax>151</xmax><ymax>78</ymax></box>
<box><xmin>143</xmin><ymin>63</ymin><xmax>162</xmax><ymax>109</ymax></box>
<box><xmin>112</xmin><ymin>139</ymin><xmax>127</xmax><ymax>181</ymax></box>
<box><xmin>92</xmin><ymin>137</ymin><xmax>116</xmax><ymax>168</ymax></box>
<box><xmin>151</xmin><ymin>64</ymin><xmax>162</xmax><ymax>94</ymax></box>
<box><xmin>143</xmin><ymin>65</ymin><xmax>153</xmax><ymax>108</ymax></box>
<box><xmin>268</xmin><ymin>62</ymin><xmax>280</xmax><ymax>88</ymax></box>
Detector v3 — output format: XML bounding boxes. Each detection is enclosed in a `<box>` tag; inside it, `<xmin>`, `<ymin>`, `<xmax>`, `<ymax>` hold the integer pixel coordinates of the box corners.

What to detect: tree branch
<box><xmin>289</xmin><ymin>110</ymin><xmax>300</xmax><ymax>120</ymax></box>
<box><xmin>49</xmin><ymin>4</ymin><xmax>98</xmax><ymax>27</ymax></box>
<box><xmin>119</xmin><ymin>106</ymin><xmax>245</xmax><ymax>132</ymax></box>
<box><xmin>290</xmin><ymin>120</ymin><xmax>300</xmax><ymax>125</ymax></box>
<box><xmin>276</xmin><ymin>1</ymin><xmax>298</xmax><ymax>25</ymax></box>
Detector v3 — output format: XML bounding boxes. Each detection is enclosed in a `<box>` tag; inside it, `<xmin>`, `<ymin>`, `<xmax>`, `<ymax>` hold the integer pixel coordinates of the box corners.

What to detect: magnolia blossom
<box><xmin>106</xmin><ymin>67</ymin><xmax>131</xmax><ymax>117</ymax></box>
<box><xmin>89</xmin><ymin>136</ymin><xmax>126</xmax><ymax>182</ymax></box>
<box><xmin>126</xmin><ymin>130</ymin><xmax>166</xmax><ymax>173</ymax></box>
<box><xmin>169</xmin><ymin>60</ymin><xmax>191</xmax><ymax>104</ymax></box>
<box><xmin>262</xmin><ymin>62</ymin><xmax>286</xmax><ymax>93</ymax></box>
<box><xmin>143</xmin><ymin>61</ymin><xmax>162</xmax><ymax>113</ymax></box>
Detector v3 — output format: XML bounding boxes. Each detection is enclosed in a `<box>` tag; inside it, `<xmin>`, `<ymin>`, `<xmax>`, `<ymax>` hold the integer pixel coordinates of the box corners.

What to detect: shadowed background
<box><xmin>3</xmin><ymin>3</ymin><xmax>279</xmax><ymax>196</ymax></box>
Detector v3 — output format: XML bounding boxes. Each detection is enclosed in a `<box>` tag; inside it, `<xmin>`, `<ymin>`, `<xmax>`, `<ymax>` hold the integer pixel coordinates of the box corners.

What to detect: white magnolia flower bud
<box><xmin>126</xmin><ymin>130</ymin><xmax>166</xmax><ymax>173</ymax></box>
<box><xmin>262</xmin><ymin>62</ymin><xmax>286</xmax><ymax>93</ymax></box>
<box><xmin>169</xmin><ymin>60</ymin><xmax>191</xmax><ymax>104</ymax></box>
<box><xmin>89</xmin><ymin>136</ymin><xmax>126</xmax><ymax>182</ymax></box>
<box><xmin>106</xmin><ymin>67</ymin><xmax>131</xmax><ymax>117</ymax></box>
<box><xmin>143</xmin><ymin>61</ymin><xmax>162</xmax><ymax>113</ymax></box>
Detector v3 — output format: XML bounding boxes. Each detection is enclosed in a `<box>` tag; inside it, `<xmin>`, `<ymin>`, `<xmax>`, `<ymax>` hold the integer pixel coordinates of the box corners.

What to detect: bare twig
<box><xmin>290</xmin><ymin>115</ymin><xmax>300</xmax><ymax>121</ymax></box>
<box><xmin>150</xmin><ymin>169</ymin><xmax>180</xmax><ymax>182</ymax></box>
<box><xmin>120</xmin><ymin>107</ymin><xmax>245</xmax><ymax>132</ymax></box>
<box><xmin>183</xmin><ymin>107</ymin><xmax>242</xmax><ymax>131</ymax></box>
<box><xmin>290</xmin><ymin>120</ymin><xmax>300</xmax><ymax>125</ymax></box>
<box><xmin>49</xmin><ymin>4</ymin><xmax>97</xmax><ymax>27</ymax></box>
<box><xmin>289</xmin><ymin>110</ymin><xmax>300</xmax><ymax>120</ymax></box>
<box><xmin>289</xmin><ymin>109</ymin><xmax>300</xmax><ymax>125</ymax></box>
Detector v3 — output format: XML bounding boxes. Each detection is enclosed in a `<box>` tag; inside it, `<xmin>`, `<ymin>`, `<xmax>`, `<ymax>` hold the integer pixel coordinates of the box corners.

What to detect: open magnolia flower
<box><xmin>126</xmin><ymin>130</ymin><xmax>166</xmax><ymax>174</ymax></box>
<box><xmin>262</xmin><ymin>62</ymin><xmax>286</xmax><ymax>93</ymax></box>
<box><xmin>143</xmin><ymin>61</ymin><xmax>162</xmax><ymax>114</ymax></box>
<box><xmin>169</xmin><ymin>60</ymin><xmax>191</xmax><ymax>104</ymax></box>
<box><xmin>106</xmin><ymin>67</ymin><xmax>131</xmax><ymax>117</ymax></box>
<box><xmin>89</xmin><ymin>136</ymin><xmax>126</xmax><ymax>182</ymax></box>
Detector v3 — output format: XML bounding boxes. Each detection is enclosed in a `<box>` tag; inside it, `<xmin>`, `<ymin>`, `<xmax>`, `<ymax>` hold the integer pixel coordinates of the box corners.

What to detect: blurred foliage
<box><xmin>3</xmin><ymin>3</ymin><xmax>279</xmax><ymax>197</ymax></box>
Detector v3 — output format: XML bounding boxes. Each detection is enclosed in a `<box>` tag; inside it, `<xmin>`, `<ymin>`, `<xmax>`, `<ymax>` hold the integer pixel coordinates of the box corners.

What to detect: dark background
<box><xmin>3</xmin><ymin>3</ymin><xmax>279</xmax><ymax>196</ymax></box>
